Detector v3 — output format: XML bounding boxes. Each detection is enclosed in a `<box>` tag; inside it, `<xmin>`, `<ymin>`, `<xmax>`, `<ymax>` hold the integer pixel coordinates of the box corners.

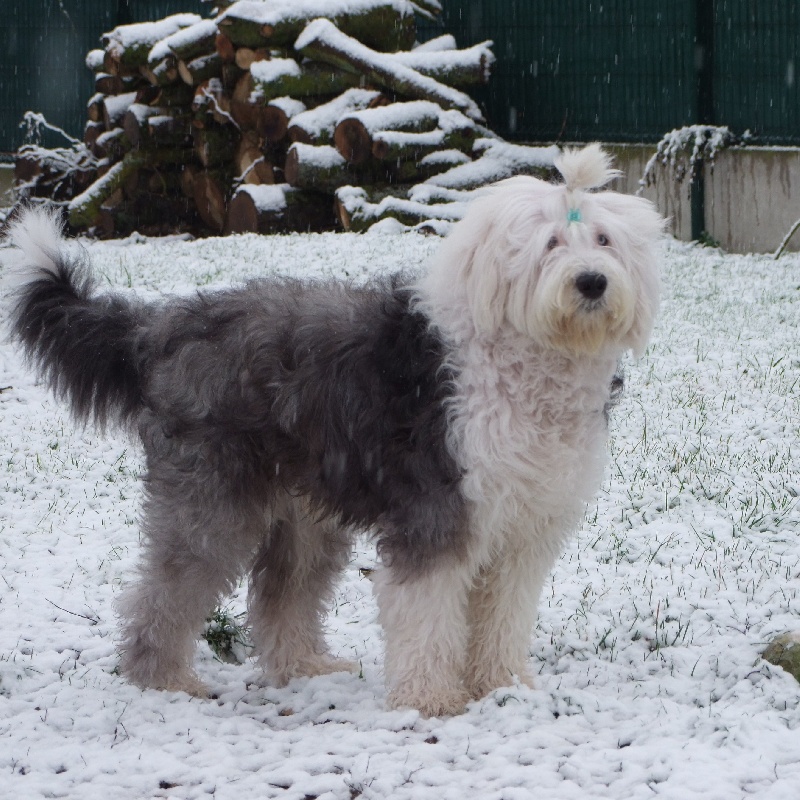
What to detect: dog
<box><xmin>2</xmin><ymin>144</ymin><xmax>663</xmax><ymax>717</ymax></box>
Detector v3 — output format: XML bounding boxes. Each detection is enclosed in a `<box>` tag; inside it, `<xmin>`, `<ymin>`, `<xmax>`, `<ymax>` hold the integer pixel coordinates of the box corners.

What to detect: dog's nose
<box><xmin>575</xmin><ymin>271</ymin><xmax>607</xmax><ymax>300</ymax></box>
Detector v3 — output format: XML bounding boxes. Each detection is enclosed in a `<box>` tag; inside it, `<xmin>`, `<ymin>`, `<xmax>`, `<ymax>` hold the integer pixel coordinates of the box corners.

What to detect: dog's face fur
<box><xmin>425</xmin><ymin>144</ymin><xmax>663</xmax><ymax>358</ymax></box>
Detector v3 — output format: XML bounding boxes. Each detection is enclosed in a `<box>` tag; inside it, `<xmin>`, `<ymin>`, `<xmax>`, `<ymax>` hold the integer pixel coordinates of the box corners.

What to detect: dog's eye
<box><xmin>546</xmin><ymin>236</ymin><xmax>559</xmax><ymax>251</ymax></box>
<box><xmin>597</xmin><ymin>233</ymin><xmax>611</xmax><ymax>247</ymax></box>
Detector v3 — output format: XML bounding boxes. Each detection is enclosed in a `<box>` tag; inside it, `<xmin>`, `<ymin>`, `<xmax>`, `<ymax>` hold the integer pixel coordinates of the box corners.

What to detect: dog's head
<box><xmin>429</xmin><ymin>143</ymin><xmax>664</xmax><ymax>357</ymax></box>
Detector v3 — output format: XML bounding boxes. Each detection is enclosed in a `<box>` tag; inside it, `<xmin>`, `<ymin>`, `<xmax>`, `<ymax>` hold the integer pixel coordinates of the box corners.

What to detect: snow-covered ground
<box><xmin>0</xmin><ymin>230</ymin><xmax>798</xmax><ymax>799</ymax></box>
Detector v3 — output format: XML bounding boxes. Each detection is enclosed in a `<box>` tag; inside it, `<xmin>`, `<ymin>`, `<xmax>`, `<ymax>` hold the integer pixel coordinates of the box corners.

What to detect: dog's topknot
<box><xmin>555</xmin><ymin>143</ymin><xmax>621</xmax><ymax>192</ymax></box>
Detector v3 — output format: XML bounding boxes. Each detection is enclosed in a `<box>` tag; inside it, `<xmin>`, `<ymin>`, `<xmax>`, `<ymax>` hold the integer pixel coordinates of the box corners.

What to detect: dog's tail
<box><xmin>3</xmin><ymin>206</ymin><xmax>145</xmax><ymax>429</ymax></box>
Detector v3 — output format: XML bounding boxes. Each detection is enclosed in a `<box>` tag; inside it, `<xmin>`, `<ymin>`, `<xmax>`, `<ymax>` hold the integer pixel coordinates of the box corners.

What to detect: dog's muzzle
<box><xmin>575</xmin><ymin>271</ymin><xmax>608</xmax><ymax>301</ymax></box>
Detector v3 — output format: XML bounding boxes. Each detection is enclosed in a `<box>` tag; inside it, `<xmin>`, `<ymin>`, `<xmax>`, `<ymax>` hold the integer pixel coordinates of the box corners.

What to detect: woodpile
<box><xmin>14</xmin><ymin>1</ymin><xmax>555</xmax><ymax>237</ymax></box>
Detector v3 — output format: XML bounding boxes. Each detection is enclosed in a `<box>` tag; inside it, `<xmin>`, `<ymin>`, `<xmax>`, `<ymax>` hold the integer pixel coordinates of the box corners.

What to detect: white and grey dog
<box><xmin>3</xmin><ymin>144</ymin><xmax>662</xmax><ymax>717</ymax></box>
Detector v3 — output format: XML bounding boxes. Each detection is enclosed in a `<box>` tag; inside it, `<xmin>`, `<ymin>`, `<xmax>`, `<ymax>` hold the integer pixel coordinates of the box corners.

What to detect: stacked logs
<box><xmin>13</xmin><ymin>1</ymin><xmax>551</xmax><ymax>237</ymax></box>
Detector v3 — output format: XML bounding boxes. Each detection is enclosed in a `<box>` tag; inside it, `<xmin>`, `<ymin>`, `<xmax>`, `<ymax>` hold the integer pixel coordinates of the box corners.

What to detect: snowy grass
<box><xmin>0</xmin><ymin>231</ymin><xmax>799</xmax><ymax>799</ymax></box>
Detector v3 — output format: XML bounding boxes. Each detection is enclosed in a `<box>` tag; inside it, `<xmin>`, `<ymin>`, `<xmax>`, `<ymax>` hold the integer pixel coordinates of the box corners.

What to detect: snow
<box><xmin>412</xmin><ymin>34</ymin><xmax>457</xmax><ymax>53</ymax></box>
<box><xmin>237</xmin><ymin>184</ymin><xmax>288</xmax><ymax>213</ymax></box>
<box><xmin>218</xmin><ymin>0</ymin><xmax>415</xmax><ymax>27</ymax></box>
<box><xmin>341</xmin><ymin>188</ymin><xmax>466</xmax><ymax>224</ymax></box>
<box><xmin>390</xmin><ymin>40</ymin><xmax>495</xmax><ymax>82</ymax></box>
<box><xmin>418</xmin><ymin>148</ymin><xmax>471</xmax><ymax>166</ymax></box>
<box><xmin>1</xmin><ymin>231</ymin><xmax>799</xmax><ymax>799</ymax></box>
<box><xmin>250</xmin><ymin>57</ymin><xmax>303</xmax><ymax>84</ymax></box>
<box><xmin>102</xmin><ymin>92</ymin><xmax>137</xmax><ymax>124</ymax></box>
<box><xmin>373</xmin><ymin>128</ymin><xmax>447</xmax><ymax>148</ymax></box>
<box><xmin>289</xmin><ymin>142</ymin><xmax>346</xmax><ymax>169</ymax></box>
<box><xmin>85</xmin><ymin>49</ymin><xmax>104</xmax><ymax>72</ymax></box>
<box><xmin>268</xmin><ymin>97</ymin><xmax>307</xmax><ymax>120</ymax></box>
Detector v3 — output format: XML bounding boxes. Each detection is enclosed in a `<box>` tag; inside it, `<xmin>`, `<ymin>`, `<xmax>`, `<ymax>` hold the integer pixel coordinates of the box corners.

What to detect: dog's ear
<box><xmin>463</xmin><ymin>218</ymin><xmax>509</xmax><ymax>333</ymax></box>
<box><xmin>595</xmin><ymin>192</ymin><xmax>665</xmax><ymax>357</ymax></box>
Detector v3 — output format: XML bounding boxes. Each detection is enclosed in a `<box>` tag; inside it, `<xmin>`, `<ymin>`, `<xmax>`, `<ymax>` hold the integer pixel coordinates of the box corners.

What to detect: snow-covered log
<box><xmin>67</xmin><ymin>152</ymin><xmax>141</xmax><ymax>228</ymax></box>
<box><xmin>425</xmin><ymin>139</ymin><xmax>558</xmax><ymax>189</ymax></box>
<box><xmin>334</xmin><ymin>184</ymin><xmax>463</xmax><ymax>232</ymax></box>
<box><xmin>67</xmin><ymin>147</ymin><xmax>196</xmax><ymax>229</ymax></box>
<box><xmin>13</xmin><ymin>1</ymin><xmax>524</xmax><ymax>236</ymax></box>
<box><xmin>148</xmin><ymin>19</ymin><xmax>219</xmax><ymax>65</ymax></box>
<box><xmin>102</xmin><ymin>92</ymin><xmax>138</xmax><ymax>131</ymax></box>
<box><xmin>248</xmin><ymin>58</ymin><xmax>361</xmax><ymax>102</ymax></box>
<box><xmin>93</xmin><ymin>128</ymin><xmax>131</xmax><ymax>161</ymax></box>
<box><xmin>334</xmin><ymin>100</ymin><xmax>441</xmax><ymax>163</ymax></box>
<box><xmin>370</xmin><ymin>126</ymin><xmax>476</xmax><ymax>161</ymax></box>
<box><xmin>102</xmin><ymin>14</ymin><xmax>202</xmax><ymax>73</ymax></box>
<box><xmin>295</xmin><ymin>19</ymin><xmax>484</xmax><ymax>120</ymax></box>
<box><xmin>226</xmin><ymin>183</ymin><xmax>336</xmax><ymax>234</ymax></box>
<box><xmin>288</xmin><ymin>88</ymin><xmax>383</xmax><ymax>145</ymax></box>
<box><xmin>87</xmin><ymin>94</ymin><xmax>106</xmax><ymax>124</ymax></box>
<box><xmin>217</xmin><ymin>0</ymin><xmax>416</xmax><ymax>52</ymax></box>
<box><xmin>284</xmin><ymin>143</ymin><xmax>352</xmax><ymax>191</ymax></box>
<box><xmin>386</xmin><ymin>40</ymin><xmax>495</xmax><ymax>86</ymax></box>
<box><xmin>178</xmin><ymin>52</ymin><xmax>223</xmax><ymax>87</ymax></box>
<box><xmin>141</xmin><ymin>55</ymin><xmax>180</xmax><ymax>87</ymax></box>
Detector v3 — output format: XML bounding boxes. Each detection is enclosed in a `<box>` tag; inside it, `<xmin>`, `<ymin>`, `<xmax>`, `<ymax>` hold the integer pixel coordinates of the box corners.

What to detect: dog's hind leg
<box><xmin>117</xmin><ymin>476</ymin><xmax>259</xmax><ymax>695</ymax></box>
<box><xmin>248</xmin><ymin>497</ymin><xmax>357</xmax><ymax>686</ymax></box>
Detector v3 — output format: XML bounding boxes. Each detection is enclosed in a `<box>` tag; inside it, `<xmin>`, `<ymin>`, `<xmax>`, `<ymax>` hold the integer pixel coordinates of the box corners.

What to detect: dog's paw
<box><xmin>464</xmin><ymin>665</ymin><xmax>535</xmax><ymax>700</ymax></box>
<box><xmin>267</xmin><ymin>654</ymin><xmax>360</xmax><ymax>686</ymax></box>
<box><xmin>388</xmin><ymin>685</ymin><xmax>470</xmax><ymax>717</ymax></box>
<box><xmin>156</xmin><ymin>672</ymin><xmax>210</xmax><ymax>698</ymax></box>
<box><xmin>298</xmin><ymin>654</ymin><xmax>360</xmax><ymax>679</ymax></box>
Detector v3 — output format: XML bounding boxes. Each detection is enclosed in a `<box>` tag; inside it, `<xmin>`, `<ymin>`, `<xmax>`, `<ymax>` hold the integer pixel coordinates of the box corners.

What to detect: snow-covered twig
<box><xmin>21</xmin><ymin>111</ymin><xmax>82</xmax><ymax>146</ymax></box>
<box><xmin>638</xmin><ymin>125</ymin><xmax>738</xmax><ymax>195</ymax></box>
<box><xmin>773</xmin><ymin>218</ymin><xmax>800</xmax><ymax>259</ymax></box>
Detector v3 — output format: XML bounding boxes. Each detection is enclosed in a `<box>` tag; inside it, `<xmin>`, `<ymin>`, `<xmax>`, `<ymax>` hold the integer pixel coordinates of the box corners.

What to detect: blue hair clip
<box><xmin>567</xmin><ymin>208</ymin><xmax>582</xmax><ymax>224</ymax></box>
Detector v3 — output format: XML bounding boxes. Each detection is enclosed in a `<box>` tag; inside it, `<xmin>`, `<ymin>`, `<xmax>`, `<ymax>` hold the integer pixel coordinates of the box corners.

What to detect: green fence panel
<box><xmin>423</xmin><ymin>0</ymin><xmax>697</xmax><ymax>143</ymax></box>
<box><xmin>1</xmin><ymin>1</ymin><xmax>117</xmax><ymax>151</ymax></box>
<box><xmin>713</xmin><ymin>1</ymin><xmax>800</xmax><ymax>144</ymax></box>
<box><xmin>119</xmin><ymin>0</ymin><xmax>205</xmax><ymax>24</ymax></box>
<box><xmin>3</xmin><ymin>1</ymin><xmax>798</xmax><ymax>153</ymax></box>
<box><xmin>424</xmin><ymin>0</ymin><xmax>799</xmax><ymax>145</ymax></box>
<box><xmin>0</xmin><ymin>0</ymin><xmax>206</xmax><ymax>153</ymax></box>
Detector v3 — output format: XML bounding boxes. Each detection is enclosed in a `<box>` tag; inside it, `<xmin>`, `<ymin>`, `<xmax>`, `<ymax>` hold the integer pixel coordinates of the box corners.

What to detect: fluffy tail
<box><xmin>3</xmin><ymin>206</ymin><xmax>145</xmax><ymax>429</ymax></box>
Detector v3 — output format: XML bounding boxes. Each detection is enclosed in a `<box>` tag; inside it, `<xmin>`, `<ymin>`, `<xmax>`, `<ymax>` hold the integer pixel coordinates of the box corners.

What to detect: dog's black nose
<box><xmin>575</xmin><ymin>271</ymin><xmax>607</xmax><ymax>300</ymax></box>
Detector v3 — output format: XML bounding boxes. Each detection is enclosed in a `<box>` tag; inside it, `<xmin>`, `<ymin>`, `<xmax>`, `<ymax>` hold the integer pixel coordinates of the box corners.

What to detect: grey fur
<box><xmin>9</xmin><ymin>231</ymin><xmax>466</xmax><ymax>691</ymax></box>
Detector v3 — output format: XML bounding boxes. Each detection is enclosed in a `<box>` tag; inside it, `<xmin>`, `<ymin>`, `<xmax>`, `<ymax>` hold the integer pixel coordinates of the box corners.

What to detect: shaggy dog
<box><xmin>3</xmin><ymin>144</ymin><xmax>663</xmax><ymax>717</ymax></box>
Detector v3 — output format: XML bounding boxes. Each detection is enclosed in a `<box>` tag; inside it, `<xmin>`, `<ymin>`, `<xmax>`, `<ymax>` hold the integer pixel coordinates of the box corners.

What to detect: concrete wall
<box><xmin>0</xmin><ymin>163</ymin><xmax>13</xmax><ymax>207</ymax></box>
<box><xmin>607</xmin><ymin>144</ymin><xmax>800</xmax><ymax>254</ymax></box>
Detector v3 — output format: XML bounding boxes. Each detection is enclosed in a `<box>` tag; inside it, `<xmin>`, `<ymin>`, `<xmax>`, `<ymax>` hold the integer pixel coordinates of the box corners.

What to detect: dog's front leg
<box><xmin>463</xmin><ymin>528</ymin><xmax>561</xmax><ymax>700</ymax></box>
<box><xmin>373</xmin><ymin>560</ymin><xmax>473</xmax><ymax>717</ymax></box>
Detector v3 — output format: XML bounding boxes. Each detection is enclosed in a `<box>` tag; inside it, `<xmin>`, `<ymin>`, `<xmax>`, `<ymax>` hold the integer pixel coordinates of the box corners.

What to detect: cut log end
<box><xmin>193</xmin><ymin>172</ymin><xmax>228</xmax><ymax>232</ymax></box>
<box><xmin>333</xmin><ymin>118</ymin><xmax>372</xmax><ymax>165</ymax></box>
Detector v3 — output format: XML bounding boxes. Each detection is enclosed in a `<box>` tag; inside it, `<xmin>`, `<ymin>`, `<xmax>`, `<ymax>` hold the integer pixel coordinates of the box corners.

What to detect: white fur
<box><xmin>377</xmin><ymin>144</ymin><xmax>664</xmax><ymax>715</ymax></box>
<box><xmin>1</xmin><ymin>206</ymin><xmax>67</xmax><ymax>290</ymax></box>
<box><xmin>555</xmin><ymin>142</ymin><xmax>621</xmax><ymax>191</ymax></box>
